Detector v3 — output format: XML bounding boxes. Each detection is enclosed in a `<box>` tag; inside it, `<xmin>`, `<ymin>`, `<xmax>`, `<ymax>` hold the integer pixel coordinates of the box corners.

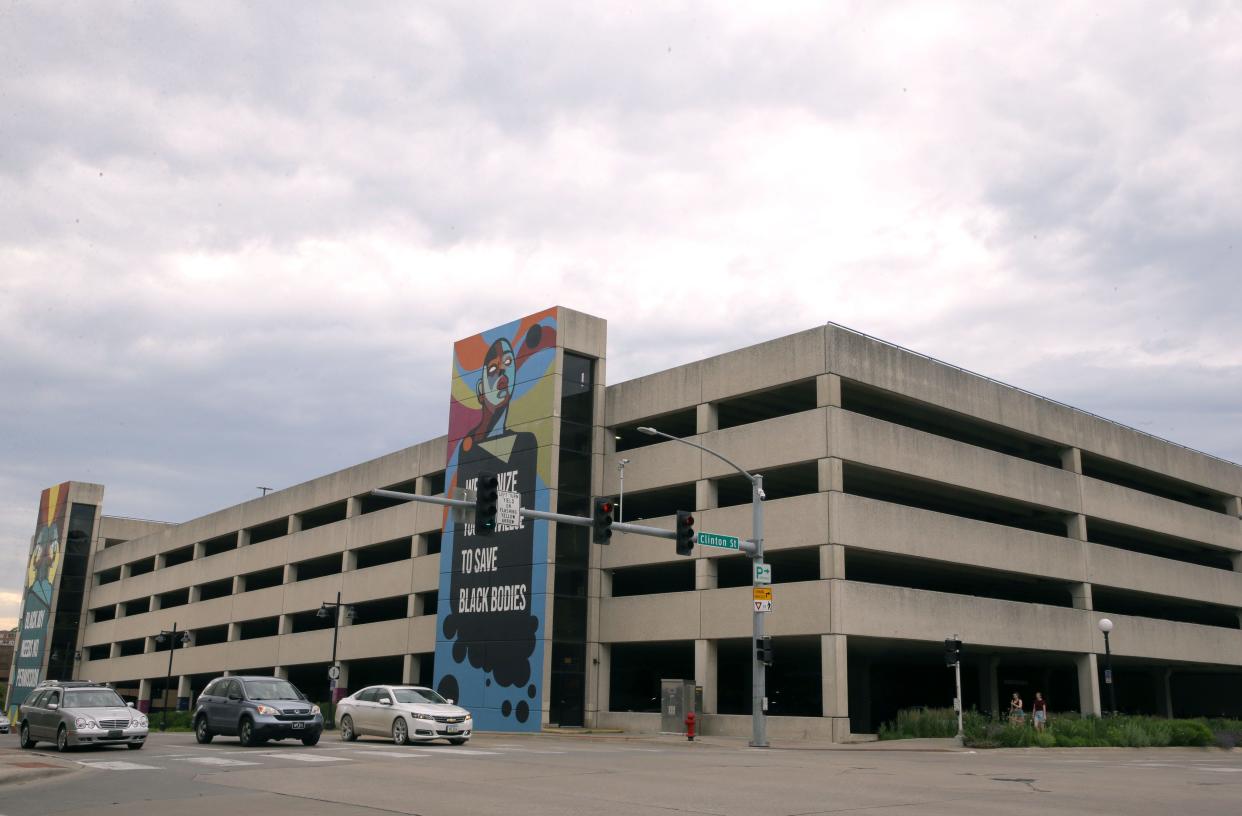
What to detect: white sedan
<box><xmin>336</xmin><ymin>685</ymin><xmax>472</xmax><ymax>745</ymax></box>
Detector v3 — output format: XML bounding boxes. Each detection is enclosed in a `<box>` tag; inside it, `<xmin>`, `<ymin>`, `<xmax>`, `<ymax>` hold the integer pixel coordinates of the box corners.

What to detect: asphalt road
<box><xmin>1</xmin><ymin>730</ymin><xmax>1240</xmax><ymax>815</ymax></box>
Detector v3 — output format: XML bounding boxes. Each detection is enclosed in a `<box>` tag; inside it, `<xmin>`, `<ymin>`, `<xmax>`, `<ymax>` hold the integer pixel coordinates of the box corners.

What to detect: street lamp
<box><xmin>318</xmin><ymin>592</ymin><xmax>356</xmax><ymax>729</ymax></box>
<box><xmin>638</xmin><ymin>425</ymin><xmax>769</xmax><ymax>747</ymax></box>
<box><xmin>617</xmin><ymin>458</ymin><xmax>631</xmax><ymax>522</ymax></box>
<box><xmin>154</xmin><ymin>623</ymin><xmax>192</xmax><ymax>732</ymax></box>
<box><xmin>1098</xmin><ymin>618</ymin><xmax>1117</xmax><ymax>716</ymax></box>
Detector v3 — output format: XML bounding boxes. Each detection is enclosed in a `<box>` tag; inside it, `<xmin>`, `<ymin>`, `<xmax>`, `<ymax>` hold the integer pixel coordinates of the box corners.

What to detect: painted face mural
<box><xmin>27</xmin><ymin>525</ymin><xmax>61</xmax><ymax>608</ymax></box>
<box><xmin>436</xmin><ymin>309</ymin><xmax>558</xmax><ymax>730</ymax></box>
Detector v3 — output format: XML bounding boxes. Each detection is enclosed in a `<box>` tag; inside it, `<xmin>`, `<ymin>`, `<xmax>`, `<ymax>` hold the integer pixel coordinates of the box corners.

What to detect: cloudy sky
<box><xmin>2</xmin><ymin>1</ymin><xmax>1240</xmax><ymax>629</ymax></box>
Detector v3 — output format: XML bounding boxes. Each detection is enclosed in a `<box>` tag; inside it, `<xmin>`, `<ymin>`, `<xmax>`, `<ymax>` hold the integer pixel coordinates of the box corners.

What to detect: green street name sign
<box><xmin>698</xmin><ymin>532</ymin><xmax>741</xmax><ymax>550</ymax></box>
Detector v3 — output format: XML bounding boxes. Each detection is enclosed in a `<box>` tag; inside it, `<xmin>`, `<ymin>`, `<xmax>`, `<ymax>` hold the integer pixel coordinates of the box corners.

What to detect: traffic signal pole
<box><xmin>751</xmin><ymin>474</ymin><xmax>767</xmax><ymax>748</ymax></box>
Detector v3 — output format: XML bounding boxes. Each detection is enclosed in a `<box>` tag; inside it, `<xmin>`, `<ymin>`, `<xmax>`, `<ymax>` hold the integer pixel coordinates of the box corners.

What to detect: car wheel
<box><xmin>195</xmin><ymin>715</ymin><xmax>214</xmax><ymax>744</ymax></box>
<box><xmin>56</xmin><ymin>725</ymin><xmax>71</xmax><ymax>753</ymax></box>
<box><xmin>238</xmin><ymin>717</ymin><xmax>258</xmax><ymax>747</ymax></box>
<box><xmin>301</xmin><ymin>731</ymin><xmax>321</xmax><ymax>747</ymax></box>
<box><xmin>391</xmin><ymin>717</ymin><xmax>409</xmax><ymax>746</ymax></box>
<box><xmin>340</xmin><ymin>715</ymin><xmax>357</xmax><ymax>742</ymax></box>
<box><xmin>19</xmin><ymin>723</ymin><xmax>36</xmax><ymax>749</ymax></box>
<box><xmin>127</xmin><ymin>742</ymin><xmax>144</xmax><ymax>750</ymax></box>
<box><xmin>449</xmin><ymin>738</ymin><xmax>468</xmax><ymax>745</ymax></box>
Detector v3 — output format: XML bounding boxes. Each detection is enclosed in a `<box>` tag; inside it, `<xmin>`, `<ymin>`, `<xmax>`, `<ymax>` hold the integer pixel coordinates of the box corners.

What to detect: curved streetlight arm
<box><xmin>637</xmin><ymin>427</ymin><xmax>760</xmax><ymax>486</ymax></box>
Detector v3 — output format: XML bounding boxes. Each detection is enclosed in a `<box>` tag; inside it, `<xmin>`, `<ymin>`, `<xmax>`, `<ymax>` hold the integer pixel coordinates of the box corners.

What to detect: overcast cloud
<box><xmin>2</xmin><ymin>1</ymin><xmax>1240</xmax><ymax>628</ymax></box>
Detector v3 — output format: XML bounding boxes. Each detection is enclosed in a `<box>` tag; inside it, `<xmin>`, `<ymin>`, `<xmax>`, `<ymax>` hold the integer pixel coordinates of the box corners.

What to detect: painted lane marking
<box><xmin>426</xmin><ymin>749</ymin><xmax>501</xmax><ymax>756</ymax></box>
<box><xmin>319</xmin><ymin>750</ymin><xmax>430</xmax><ymax>759</ymax></box>
<box><xmin>174</xmin><ymin>756</ymin><xmax>261</xmax><ymax>766</ymax></box>
<box><xmin>259</xmin><ymin>753</ymin><xmax>352</xmax><ymax>762</ymax></box>
<box><xmin>76</xmin><ymin>760</ymin><xmax>160</xmax><ymax>771</ymax></box>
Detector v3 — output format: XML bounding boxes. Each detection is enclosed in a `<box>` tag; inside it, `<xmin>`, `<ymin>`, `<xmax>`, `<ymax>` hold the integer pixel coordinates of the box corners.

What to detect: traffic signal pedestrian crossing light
<box><xmin>475</xmin><ymin>471</ymin><xmax>499</xmax><ymax>536</ymax></box>
<box><xmin>592</xmin><ymin>497</ymin><xmax>615</xmax><ymax>544</ymax></box>
<box><xmin>944</xmin><ymin>638</ymin><xmax>962</xmax><ymax>666</ymax></box>
<box><xmin>756</xmin><ymin>636</ymin><xmax>774</xmax><ymax>666</ymax></box>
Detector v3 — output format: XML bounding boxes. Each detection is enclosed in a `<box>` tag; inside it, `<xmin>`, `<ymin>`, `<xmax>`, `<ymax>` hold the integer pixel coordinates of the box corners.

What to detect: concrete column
<box><xmin>1076</xmin><ymin>653</ymin><xmax>1102</xmax><ymax>717</ymax></box>
<box><xmin>192</xmin><ymin>541</ymin><xmax>206</xmax><ymax>560</ymax></box>
<box><xmin>979</xmin><ymin>657</ymin><xmax>1000</xmax><ymax>719</ymax></box>
<box><xmin>278</xmin><ymin>614</ymin><xmax>293</xmax><ymax>635</ymax></box>
<box><xmin>694</xmin><ymin>639</ymin><xmax>717</xmax><ymax>715</ymax></box>
<box><xmin>109</xmin><ymin>642</ymin><xmax>121</xmax><ymax>659</ymax></box>
<box><xmin>816</xmin><ymin>373</ymin><xmax>842</xmax><ymax>408</ymax></box>
<box><xmin>346</xmin><ymin>497</ymin><xmax>361</xmax><ymax>518</ymax></box>
<box><xmin>228</xmin><ymin>622</ymin><xmax>242</xmax><ymax>642</ymax></box>
<box><xmin>143</xmin><ymin>636</ymin><xmax>158</xmax><ymax>654</ymax></box>
<box><xmin>177</xmin><ymin>675</ymin><xmax>192</xmax><ymax>711</ymax></box>
<box><xmin>415</xmin><ymin>475</ymin><xmax>431</xmax><ymax>495</ymax></box>
<box><xmin>154</xmin><ymin>553</ymin><xmax>167</xmax><ymax>570</ymax></box>
<box><xmin>1071</xmin><ymin>582</ymin><xmax>1093</xmax><ymax>610</ymax></box>
<box><xmin>1155</xmin><ymin>668</ymin><xmax>1174</xmax><ymax>718</ymax></box>
<box><xmin>403</xmin><ymin>654</ymin><xmax>421</xmax><ymax>685</ymax></box>
<box><xmin>1231</xmin><ymin>552</ymin><xmax>1242</xmax><ymax>573</ymax></box>
<box><xmin>237</xmin><ymin>529</ymin><xmax>251</xmax><ymax>547</ymax></box>
<box><xmin>120</xmin><ymin>563</ymin><xmax>133</xmax><ymax>580</ymax></box>
<box><xmin>233</xmin><ymin>575</ymin><xmax>246</xmax><ymax>594</ymax></box>
<box><xmin>822</xmin><ymin>634</ymin><xmax>850</xmax><ymax>742</ymax></box>
<box><xmin>1222</xmin><ymin>495</ymin><xmax>1241</xmax><ymax>518</ymax></box>
<box><xmin>283</xmin><ymin>563</ymin><xmax>297</xmax><ymax>584</ymax></box>
<box><xmin>273</xmin><ymin>667</ymin><xmax>289</xmax><ymax>679</ymax></box>
<box><xmin>600</xmin><ymin>569</ymin><xmax>613</xmax><ymax>598</ymax></box>
<box><xmin>1061</xmin><ymin>447</ymin><xmax>1083</xmax><ymax>474</ymax></box>
<box><xmin>697</xmin><ymin>403</ymin><xmax>718</xmax><ymax>434</ymax></box>
<box><xmin>137</xmin><ymin>678</ymin><xmax>153</xmax><ymax>713</ymax></box>
<box><xmin>696</xmin><ymin>478</ymin><xmax>717</xmax><ymax>511</ymax></box>
<box><xmin>695</xmin><ymin>558</ymin><xmax>718</xmax><ymax>591</ymax></box>
<box><xmin>150</xmin><ymin>593</ymin><xmax>162</xmax><ymax>611</ymax></box>
<box><xmin>408</xmin><ymin>594</ymin><xmax>422</xmax><ymax>617</ymax></box>
<box><xmin>287</xmin><ymin>514</ymin><xmax>302</xmax><ymax>535</ymax></box>
<box><xmin>343</xmin><ymin>549</ymin><xmax>358</xmax><ymax>571</ymax></box>
<box><xmin>820</xmin><ymin>544</ymin><xmax>845</xmax><ymax>580</ymax></box>
<box><xmin>414</xmin><ymin>534</ymin><xmax>429</xmax><ymax>558</ymax></box>
<box><xmin>818</xmin><ymin>457</ymin><xmax>844</xmax><ymax>493</ymax></box>
<box><xmin>1065</xmin><ymin>513</ymin><xmax>1088</xmax><ymax>541</ymax></box>
<box><xmin>188</xmin><ymin>585</ymin><xmax>202</xmax><ymax>604</ymax></box>
<box><xmin>334</xmin><ymin>662</ymin><xmax>350</xmax><ymax>703</ymax></box>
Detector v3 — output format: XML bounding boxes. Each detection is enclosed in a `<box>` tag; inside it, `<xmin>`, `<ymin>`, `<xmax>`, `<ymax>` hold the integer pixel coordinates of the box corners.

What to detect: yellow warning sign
<box><xmin>752</xmin><ymin>586</ymin><xmax>773</xmax><ymax>602</ymax></box>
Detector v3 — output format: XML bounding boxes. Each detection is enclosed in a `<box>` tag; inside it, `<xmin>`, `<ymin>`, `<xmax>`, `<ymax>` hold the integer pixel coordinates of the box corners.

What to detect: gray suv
<box><xmin>18</xmin><ymin>681</ymin><xmax>148</xmax><ymax>752</ymax></box>
<box><xmin>193</xmin><ymin>676</ymin><xmax>323</xmax><ymax>747</ymax></box>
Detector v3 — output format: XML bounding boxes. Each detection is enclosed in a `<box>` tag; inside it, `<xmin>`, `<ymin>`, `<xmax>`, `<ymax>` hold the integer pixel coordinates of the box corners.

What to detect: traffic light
<box><xmin>475</xmin><ymin>471</ymin><xmax>499</xmax><ymax>536</ymax></box>
<box><xmin>675</xmin><ymin>510</ymin><xmax>695</xmax><ymax>556</ymax></box>
<box><xmin>592</xmin><ymin>497</ymin><xmax>615</xmax><ymax>544</ymax></box>
<box><xmin>944</xmin><ymin>638</ymin><xmax>962</xmax><ymax>667</ymax></box>
<box><xmin>756</xmin><ymin>636</ymin><xmax>774</xmax><ymax>666</ymax></box>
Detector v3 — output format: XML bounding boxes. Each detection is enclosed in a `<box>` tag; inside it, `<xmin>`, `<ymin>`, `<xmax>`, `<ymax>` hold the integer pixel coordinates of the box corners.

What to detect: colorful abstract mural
<box><xmin>8</xmin><ymin>483</ymin><xmax>69</xmax><ymax>718</ymax></box>
<box><xmin>434</xmin><ymin>308</ymin><xmax>559</xmax><ymax>730</ymax></box>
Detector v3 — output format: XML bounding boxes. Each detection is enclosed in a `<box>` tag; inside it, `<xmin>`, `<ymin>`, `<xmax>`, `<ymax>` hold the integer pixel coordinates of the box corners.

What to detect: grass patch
<box><xmin>879</xmin><ymin>708</ymin><xmax>1219</xmax><ymax>748</ymax></box>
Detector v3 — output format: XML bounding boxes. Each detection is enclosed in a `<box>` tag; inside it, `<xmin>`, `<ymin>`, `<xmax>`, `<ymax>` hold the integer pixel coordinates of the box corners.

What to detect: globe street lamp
<box><xmin>1098</xmin><ymin>618</ymin><xmax>1117</xmax><ymax>715</ymax></box>
<box><xmin>637</xmin><ymin>425</ymin><xmax>768</xmax><ymax>747</ymax></box>
<box><xmin>318</xmin><ymin>593</ymin><xmax>356</xmax><ymax>728</ymax></box>
<box><xmin>617</xmin><ymin>458</ymin><xmax>631</xmax><ymax>522</ymax></box>
<box><xmin>154</xmin><ymin>624</ymin><xmax>192</xmax><ymax>732</ymax></box>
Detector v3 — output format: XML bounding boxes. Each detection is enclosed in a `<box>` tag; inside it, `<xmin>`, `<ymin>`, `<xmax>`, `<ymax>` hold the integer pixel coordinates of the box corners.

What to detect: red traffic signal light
<box><xmin>592</xmin><ymin>497</ymin><xmax>615</xmax><ymax>544</ymax></box>
<box><xmin>675</xmin><ymin>510</ymin><xmax>695</xmax><ymax>556</ymax></box>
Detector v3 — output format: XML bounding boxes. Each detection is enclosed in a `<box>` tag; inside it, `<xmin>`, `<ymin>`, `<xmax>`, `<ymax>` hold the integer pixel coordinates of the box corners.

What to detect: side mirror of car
<box><xmin>127</xmin><ymin>702</ymin><xmax>136</xmax><ymax>708</ymax></box>
<box><xmin>228</xmin><ymin>694</ymin><xmax>241</xmax><ymax>702</ymax></box>
<box><xmin>380</xmin><ymin>699</ymin><xmax>392</xmax><ymax>706</ymax></box>
<box><xmin>446</xmin><ymin>699</ymin><xmax>455</xmax><ymax>705</ymax></box>
<box><xmin>48</xmin><ymin>703</ymin><xmax>59</xmax><ymax>711</ymax></box>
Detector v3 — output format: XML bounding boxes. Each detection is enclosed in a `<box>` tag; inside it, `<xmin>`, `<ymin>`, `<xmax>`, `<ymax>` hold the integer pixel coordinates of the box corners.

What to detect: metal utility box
<box><xmin>660</xmin><ymin>679</ymin><xmax>697</xmax><ymax>734</ymax></box>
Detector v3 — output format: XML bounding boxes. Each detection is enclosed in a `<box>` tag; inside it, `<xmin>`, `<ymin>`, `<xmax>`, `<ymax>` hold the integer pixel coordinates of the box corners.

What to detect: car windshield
<box><xmin>243</xmin><ymin>679</ymin><xmax>305</xmax><ymax>701</ymax></box>
<box><xmin>64</xmin><ymin>690</ymin><xmax>126</xmax><ymax>709</ymax></box>
<box><xmin>393</xmin><ymin>688</ymin><xmax>448</xmax><ymax>705</ymax></box>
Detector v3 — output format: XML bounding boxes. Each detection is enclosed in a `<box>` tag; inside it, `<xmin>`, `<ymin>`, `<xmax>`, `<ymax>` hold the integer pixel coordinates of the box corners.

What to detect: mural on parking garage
<box><xmin>7</xmin><ymin>483</ymin><xmax>69</xmax><ymax>719</ymax></box>
<box><xmin>435</xmin><ymin>308</ymin><xmax>559</xmax><ymax>730</ymax></box>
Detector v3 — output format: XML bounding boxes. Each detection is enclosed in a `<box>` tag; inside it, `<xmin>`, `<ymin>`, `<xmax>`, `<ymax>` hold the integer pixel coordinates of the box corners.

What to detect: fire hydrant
<box><xmin>685</xmin><ymin>711</ymin><xmax>696</xmax><ymax>741</ymax></box>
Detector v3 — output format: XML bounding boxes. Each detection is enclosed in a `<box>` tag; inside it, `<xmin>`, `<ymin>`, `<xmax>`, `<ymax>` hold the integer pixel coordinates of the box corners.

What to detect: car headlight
<box><xmin>74</xmin><ymin>717</ymin><xmax>98</xmax><ymax>730</ymax></box>
<box><xmin>255</xmin><ymin>705</ymin><xmax>279</xmax><ymax>716</ymax></box>
<box><xmin>310</xmin><ymin>705</ymin><xmax>321</xmax><ymax>716</ymax></box>
<box><xmin>133</xmin><ymin>714</ymin><xmax>148</xmax><ymax>728</ymax></box>
<box><xmin>410</xmin><ymin>712</ymin><xmax>435</xmax><ymax>720</ymax></box>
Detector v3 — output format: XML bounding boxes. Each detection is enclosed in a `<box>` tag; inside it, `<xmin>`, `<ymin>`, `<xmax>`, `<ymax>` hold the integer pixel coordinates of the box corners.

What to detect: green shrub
<box><xmin>879</xmin><ymin>707</ymin><xmax>960</xmax><ymax>740</ymax></box>
<box><xmin>1168</xmin><ymin>720</ymin><xmax>1213</xmax><ymax>747</ymax></box>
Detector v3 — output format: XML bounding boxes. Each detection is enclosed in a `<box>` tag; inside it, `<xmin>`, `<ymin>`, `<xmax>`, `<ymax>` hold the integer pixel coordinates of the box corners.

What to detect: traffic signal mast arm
<box><xmin>368</xmin><ymin>488</ymin><xmax>709</xmax><ymax>544</ymax></box>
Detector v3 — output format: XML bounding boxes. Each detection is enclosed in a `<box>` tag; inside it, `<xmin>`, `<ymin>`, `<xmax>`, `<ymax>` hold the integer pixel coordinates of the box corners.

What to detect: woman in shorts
<box><xmin>1031</xmin><ymin>692</ymin><xmax>1048</xmax><ymax>731</ymax></box>
<box><xmin>1008</xmin><ymin>692</ymin><xmax>1025</xmax><ymax>726</ymax></box>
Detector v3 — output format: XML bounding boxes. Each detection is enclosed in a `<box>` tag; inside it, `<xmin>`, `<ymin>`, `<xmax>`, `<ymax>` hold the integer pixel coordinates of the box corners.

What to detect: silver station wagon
<box><xmin>18</xmin><ymin>681</ymin><xmax>148</xmax><ymax>752</ymax></box>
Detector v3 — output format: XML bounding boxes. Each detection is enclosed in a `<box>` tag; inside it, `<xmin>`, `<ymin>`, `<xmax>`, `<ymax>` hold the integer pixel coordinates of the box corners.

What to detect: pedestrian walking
<box><xmin>1008</xmin><ymin>692</ymin><xmax>1025</xmax><ymax>726</ymax></box>
<box><xmin>1032</xmin><ymin>692</ymin><xmax>1048</xmax><ymax>731</ymax></box>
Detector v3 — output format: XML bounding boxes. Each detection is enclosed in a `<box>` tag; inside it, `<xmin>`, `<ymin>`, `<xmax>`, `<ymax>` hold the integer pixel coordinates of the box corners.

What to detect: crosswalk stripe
<box><xmin>174</xmin><ymin>757</ymin><xmax>261</xmax><ymax>766</ymax></box>
<box><xmin>259</xmin><ymin>753</ymin><xmax>351</xmax><ymax>762</ymax></box>
<box><xmin>76</xmin><ymin>760</ymin><xmax>160</xmax><ymax>771</ymax></box>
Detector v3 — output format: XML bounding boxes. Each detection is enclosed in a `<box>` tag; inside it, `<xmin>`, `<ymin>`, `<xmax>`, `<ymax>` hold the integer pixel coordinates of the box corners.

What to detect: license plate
<box><xmin>445</xmin><ymin>724</ymin><xmax>458</xmax><ymax>733</ymax></box>
<box><xmin>108</xmin><ymin>730</ymin><xmax>123</xmax><ymax>739</ymax></box>
<box><xmin>291</xmin><ymin>721</ymin><xmax>305</xmax><ymax>729</ymax></box>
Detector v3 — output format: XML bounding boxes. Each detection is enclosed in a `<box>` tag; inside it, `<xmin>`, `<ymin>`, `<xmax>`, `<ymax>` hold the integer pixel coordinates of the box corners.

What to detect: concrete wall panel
<box><xmin>700</xmin><ymin>409</ymin><xmax>828</xmax><ymax>479</ymax></box>
<box><xmin>598</xmin><ymin>591</ymin><xmax>700</xmax><ymax>642</ymax></box>
<box><xmin>1081</xmin><ymin>477</ymin><xmax>1241</xmax><ymax>551</ymax></box>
